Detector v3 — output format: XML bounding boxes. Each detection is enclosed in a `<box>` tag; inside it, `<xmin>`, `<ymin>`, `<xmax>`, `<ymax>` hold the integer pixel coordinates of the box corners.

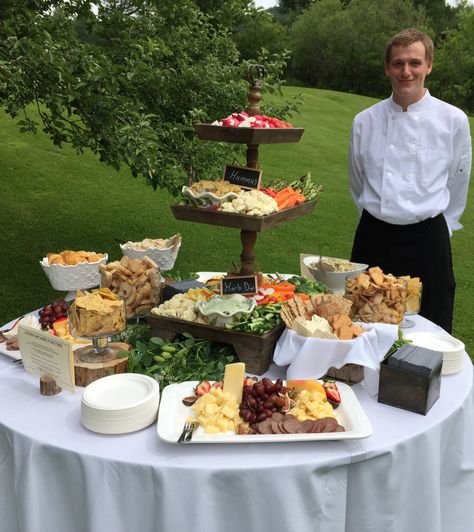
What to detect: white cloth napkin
<box><xmin>273</xmin><ymin>322</ymin><xmax>399</xmax><ymax>388</ymax></box>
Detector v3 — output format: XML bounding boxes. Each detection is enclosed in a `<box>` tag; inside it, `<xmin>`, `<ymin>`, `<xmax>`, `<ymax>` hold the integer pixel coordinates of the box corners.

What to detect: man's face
<box><xmin>385</xmin><ymin>41</ymin><xmax>432</xmax><ymax>109</ymax></box>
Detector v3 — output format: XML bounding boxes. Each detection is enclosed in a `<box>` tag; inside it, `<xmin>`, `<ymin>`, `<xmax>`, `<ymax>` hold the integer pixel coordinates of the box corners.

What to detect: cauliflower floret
<box><xmin>151</xmin><ymin>294</ymin><xmax>200</xmax><ymax>322</ymax></box>
<box><xmin>220</xmin><ymin>190</ymin><xmax>278</xmax><ymax>216</ymax></box>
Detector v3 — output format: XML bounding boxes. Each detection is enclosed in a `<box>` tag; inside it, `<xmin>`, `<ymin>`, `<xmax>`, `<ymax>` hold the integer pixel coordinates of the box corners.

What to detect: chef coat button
<box><xmin>389</xmin><ymin>144</ymin><xmax>395</xmax><ymax>149</ymax></box>
<box><xmin>387</xmin><ymin>171</ymin><xmax>392</xmax><ymax>177</ymax></box>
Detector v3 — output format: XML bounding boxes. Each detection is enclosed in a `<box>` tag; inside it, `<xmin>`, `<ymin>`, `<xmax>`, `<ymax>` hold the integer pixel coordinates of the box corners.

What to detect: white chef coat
<box><xmin>348</xmin><ymin>90</ymin><xmax>471</xmax><ymax>235</ymax></box>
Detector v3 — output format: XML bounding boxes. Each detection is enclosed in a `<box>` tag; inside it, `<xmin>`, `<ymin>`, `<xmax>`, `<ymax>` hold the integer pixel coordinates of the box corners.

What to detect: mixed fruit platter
<box><xmin>181</xmin><ymin>173</ymin><xmax>322</xmax><ymax>215</ymax></box>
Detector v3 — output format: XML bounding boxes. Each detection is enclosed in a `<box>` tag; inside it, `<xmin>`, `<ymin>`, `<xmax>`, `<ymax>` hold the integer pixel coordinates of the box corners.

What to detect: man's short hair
<box><xmin>385</xmin><ymin>28</ymin><xmax>434</xmax><ymax>64</ymax></box>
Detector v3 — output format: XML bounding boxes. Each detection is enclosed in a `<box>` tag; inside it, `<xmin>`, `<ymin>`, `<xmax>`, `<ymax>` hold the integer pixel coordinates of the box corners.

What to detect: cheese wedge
<box><xmin>223</xmin><ymin>362</ymin><xmax>245</xmax><ymax>403</ymax></box>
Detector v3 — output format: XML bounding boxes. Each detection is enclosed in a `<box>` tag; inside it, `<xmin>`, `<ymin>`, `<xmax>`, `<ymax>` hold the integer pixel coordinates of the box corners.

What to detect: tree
<box><xmin>429</xmin><ymin>4</ymin><xmax>474</xmax><ymax>113</ymax></box>
<box><xmin>233</xmin><ymin>8</ymin><xmax>289</xmax><ymax>60</ymax></box>
<box><xmin>288</xmin><ymin>0</ymin><xmax>430</xmax><ymax>97</ymax></box>
<box><xmin>0</xmin><ymin>0</ymin><xmax>296</xmax><ymax>194</ymax></box>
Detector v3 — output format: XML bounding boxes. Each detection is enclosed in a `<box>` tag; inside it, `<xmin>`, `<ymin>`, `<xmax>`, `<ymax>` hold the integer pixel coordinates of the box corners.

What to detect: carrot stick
<box><xmin>278</xmin><ymin>196</ymin><xmax>298</xmax><ymax>210</ymax></box>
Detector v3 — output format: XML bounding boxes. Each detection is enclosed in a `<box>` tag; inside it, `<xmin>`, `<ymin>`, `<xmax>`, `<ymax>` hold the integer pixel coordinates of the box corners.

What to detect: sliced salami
<box><xmin>257</xmin><ymin>419</ymin><xmax>274</xmax><ymax>434</ymax></box>
<box><xmin>283</xmin><ymin>418</ymin><xmax>302</xmax><ymax>434</ymax></box>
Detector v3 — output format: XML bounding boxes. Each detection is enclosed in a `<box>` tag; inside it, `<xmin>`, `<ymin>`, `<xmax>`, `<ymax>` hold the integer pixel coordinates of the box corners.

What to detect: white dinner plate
<box><xmin>404</xmin><ymin>332</ymin><xmax>465</xmax><ymax>354</ymax></box>
<box><xmin>157</xmin><ymin>381</ymin><xmax>373</xmax><ymax>444</ymax></box>
<box><xmin>82</xmin><ymin>373</ymin><xmax>159</xmax><ymax>411</ymax></box>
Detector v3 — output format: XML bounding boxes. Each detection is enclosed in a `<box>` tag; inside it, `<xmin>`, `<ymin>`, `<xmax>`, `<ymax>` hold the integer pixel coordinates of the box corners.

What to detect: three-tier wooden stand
<box><xmin>149</xmin><ymin>65</ymin><xmax>317</xmax><ymax>374</ymax></box>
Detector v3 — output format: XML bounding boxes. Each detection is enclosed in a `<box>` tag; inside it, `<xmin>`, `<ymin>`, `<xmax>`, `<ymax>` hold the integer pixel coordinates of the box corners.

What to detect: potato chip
<box><xmin>47</xmin><ymin>249</ymin><xmax>105</xmax><ymax>266</ymax></box>
<box><xmin>69</xmin><ymin>288</ymin><xmax>125</xmax><ymax>337</ymax></box>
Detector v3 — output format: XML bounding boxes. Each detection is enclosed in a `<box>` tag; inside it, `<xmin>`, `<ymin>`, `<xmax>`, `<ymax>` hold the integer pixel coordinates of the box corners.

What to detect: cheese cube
<box><xmin>204</xmin><ymin>403</ymin><xmax>218</xmax><ymax>416</ymax></box>
<box><xmin>221</xmin><ymin>404</ymin><xmax>236</xmax><ymax>419</ymax></box>
<box><xmin>216</xmin><ymin>418</ymin><xmax>230</xmax><ymax>431</ymax></box>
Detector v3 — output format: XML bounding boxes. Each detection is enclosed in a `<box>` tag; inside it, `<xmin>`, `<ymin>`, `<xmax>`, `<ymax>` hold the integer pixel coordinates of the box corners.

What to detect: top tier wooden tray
<box><xmin>194</xmin><ymin>124</ymin><xmax>304</xmax><ymax>144</ymax></box>
<box><xmin>171</xmin><ymin>200</ymin><xmax>316</xmax><ymax>232</ymax></box>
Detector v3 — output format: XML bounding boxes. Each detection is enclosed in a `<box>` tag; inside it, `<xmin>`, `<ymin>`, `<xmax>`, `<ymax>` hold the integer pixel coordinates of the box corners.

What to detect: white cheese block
<box><xmin>292</xmin><ymin>315</ymin><xmax>337</xmax><ymax>339</ymax></box>
<box><xmin>223</xmin><ymin>362</ymin><xmax>245</xmax><ymax>403</ymax></box>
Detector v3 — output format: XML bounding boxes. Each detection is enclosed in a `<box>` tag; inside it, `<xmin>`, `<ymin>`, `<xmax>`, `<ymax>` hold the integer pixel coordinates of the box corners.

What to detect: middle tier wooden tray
<box><xmin>147</xmin><ymin>315</ymin><xmax>285</xmax><ymax>375</ymax></box>
<box><xmin>171</xmin><ymin>200</ymin><xmax>316</xmax><ymax>232</ymax></box>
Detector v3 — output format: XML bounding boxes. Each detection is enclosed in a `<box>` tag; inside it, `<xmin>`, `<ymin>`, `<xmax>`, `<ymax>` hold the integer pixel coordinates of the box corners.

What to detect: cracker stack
<box><xmin>100</xmin><ymin>256</ymin><xmax>161</xmax><ymax>318</ymax></box>
<box><xmin>280</xmin><ymin>294</ymin><xmax>365</xmax><ymax>340</ymax></box>
<box><xmin>346</xmin><ymin>267</ymin><xmax>406</xmax><ymax>324</ymax></box>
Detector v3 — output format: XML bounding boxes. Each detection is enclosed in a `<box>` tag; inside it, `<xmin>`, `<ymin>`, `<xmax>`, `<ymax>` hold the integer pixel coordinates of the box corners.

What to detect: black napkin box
<box><xmin>378</xmin><ymin>344</ymin><xmax>443</xmax><ymax>415</ymax></box>
<box><xmin>161</xmin><ymin>279</ymin><xmax>207</xmax><ymax>303</ymax></box>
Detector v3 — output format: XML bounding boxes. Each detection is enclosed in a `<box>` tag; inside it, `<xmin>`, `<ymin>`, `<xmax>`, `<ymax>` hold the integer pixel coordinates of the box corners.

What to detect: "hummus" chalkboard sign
<box><xmin>223</xmin><ymin>164</ymin><xmax>262</xmax><ymax>190</ymax></box>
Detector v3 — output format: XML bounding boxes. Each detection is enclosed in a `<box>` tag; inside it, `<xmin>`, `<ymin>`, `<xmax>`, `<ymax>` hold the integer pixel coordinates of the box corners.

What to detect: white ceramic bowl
<box><xmin>181</xmin><ymin>185</ymin><xmax>240</xmax><ymax>206</ymax></box>
<box><xmin>196</xmin><ymin>294</ymin><xmax>256</xmax><ymax>327</ymax></box>
<box><xmin>40</xmin><ymin>254</ymin><xmax>108</xmax><ymax>291</ymax></box>
<box><xmin>303</xmin><ymin>256</ymin><xmax>368</xmax><ymax>293</ymax></box>
<box><xmin>120</xmin><ymin>234</ymin><xmax>181</xmax><ymax>271</ymax></box>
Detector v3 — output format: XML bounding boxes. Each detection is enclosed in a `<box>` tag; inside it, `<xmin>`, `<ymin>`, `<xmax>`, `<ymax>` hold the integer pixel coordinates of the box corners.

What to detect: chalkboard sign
<box><xmin>220</xmin><ymin>276</ymin><xmax>258</xmax><ymax>296</ymax></box>
<box><xmin>223</xmin><ymin>164</ymin><xmax>262</xmax><ymax>190</ymax></box>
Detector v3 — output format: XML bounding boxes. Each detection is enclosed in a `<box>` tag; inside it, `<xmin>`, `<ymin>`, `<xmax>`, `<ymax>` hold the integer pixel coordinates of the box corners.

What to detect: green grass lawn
<box><xmin>1</xmin><ymin>86</ymin><xmax>473</xmax><ymax>355</ymax></box>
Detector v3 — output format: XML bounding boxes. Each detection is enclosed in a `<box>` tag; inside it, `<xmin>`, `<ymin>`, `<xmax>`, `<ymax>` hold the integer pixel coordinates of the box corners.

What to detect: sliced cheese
<box><xmin>223</xmin><ymin>362</ymin><xmax>245</xmax><ymax>403</ymax></box>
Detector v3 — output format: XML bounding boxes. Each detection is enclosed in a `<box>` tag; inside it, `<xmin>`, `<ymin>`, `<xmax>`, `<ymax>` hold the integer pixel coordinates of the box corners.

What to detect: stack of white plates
<box><xmin>405</xmin><ymin>332</ymin><xmax>465</xmax><ymax>375</ymax></box>
<box><xmin>81</xmin><ymin>374</ymin><xmax>160</xmax><ymax>434</ymax></box>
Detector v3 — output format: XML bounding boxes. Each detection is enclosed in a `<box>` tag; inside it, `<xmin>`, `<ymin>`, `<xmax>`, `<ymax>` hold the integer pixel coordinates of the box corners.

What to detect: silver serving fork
<box><xmin>177</xmin><ymin>421</ymin><xmax>195</xmax><ymax>443</ymax></box>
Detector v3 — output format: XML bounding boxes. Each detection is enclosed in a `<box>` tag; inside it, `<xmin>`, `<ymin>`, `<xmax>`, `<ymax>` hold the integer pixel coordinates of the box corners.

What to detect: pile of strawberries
<box><xmin>211</xmin><ymin>110</ymin><xmax>293</xmax><ymax>129</ymax></box>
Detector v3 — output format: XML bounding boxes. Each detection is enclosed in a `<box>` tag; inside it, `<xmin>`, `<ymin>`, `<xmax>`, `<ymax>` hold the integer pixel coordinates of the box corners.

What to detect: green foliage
<box><xmin>233</xmin><ymin>8</ymin><xmax>289</xmax><ymax>60</ymax></box>
<box><xmin>288</xmin><ymin>0</ymin><xmax>430</xmax><ymax>96</ymax></box>
<box><xmin>123</xmin><ymin>330</ymin><xmax>237</xmax><ymax>387</ymax></box>
<box><xmin>0</xmin><ymin>0</ymin><xmax>297</xmax><ymax>194</ymax></box>
<box><xmin>429</xmin><ymin>6</ymin><xmax>474</xmax><ymax>112</ymax></box>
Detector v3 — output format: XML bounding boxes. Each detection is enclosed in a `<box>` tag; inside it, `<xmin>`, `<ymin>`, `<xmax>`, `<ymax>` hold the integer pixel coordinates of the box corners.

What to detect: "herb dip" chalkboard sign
<box><xmin>220</xmin><ymin>276</ymin><xmax>258</xmax><ymax>296</ymax></box>
<box><xmin>223</xmin><ymin>164</ymin><xmax>262</xmax><ymax>190</ymax></box>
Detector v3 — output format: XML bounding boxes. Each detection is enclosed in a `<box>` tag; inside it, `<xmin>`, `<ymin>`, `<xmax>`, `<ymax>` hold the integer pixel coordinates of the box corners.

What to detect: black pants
<box><xmin>351</xmin><ymin>210</ymin><xmax>455</xmax><ymax>333</ymax></box>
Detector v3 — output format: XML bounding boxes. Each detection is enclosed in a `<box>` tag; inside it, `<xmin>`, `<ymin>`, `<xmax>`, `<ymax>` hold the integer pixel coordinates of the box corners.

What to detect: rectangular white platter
<box><xmin>157</xmin><ymin>380</ymin><xmax>373</xmax><ymax>444</ymax></box>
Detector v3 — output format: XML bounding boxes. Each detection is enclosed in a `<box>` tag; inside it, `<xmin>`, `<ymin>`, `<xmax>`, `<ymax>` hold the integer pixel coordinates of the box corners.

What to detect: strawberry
<box><xmin>211</xmin><ymin>380</ymin><xmax>224</xmax><ymax>389</ymax></box>
<box><xmin>194</xmin><ymin>380</ymin><xmax>212</xmax><ymax>396</ymax></box>
<box><xmin>323</xmin><ymin>380</ymin><xmax>341</xmax><ymax>408</ymax></box>
<box><xmin>243</xmin><ymin>376</ymin><xmax>257</xmax><ymax>387</ymax></box>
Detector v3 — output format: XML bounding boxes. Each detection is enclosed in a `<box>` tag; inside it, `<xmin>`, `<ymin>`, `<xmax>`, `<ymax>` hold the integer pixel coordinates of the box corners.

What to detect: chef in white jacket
<box><xmin>349</xmin><ymin>28</ymin><xmax>471</xmax><ymax>333</ymax></box>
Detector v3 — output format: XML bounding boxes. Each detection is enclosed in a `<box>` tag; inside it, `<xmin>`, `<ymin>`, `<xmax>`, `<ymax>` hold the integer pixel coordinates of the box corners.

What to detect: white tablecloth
<box><xmin>0</xmin><ymin>315</ymin><xmax>473</xmax><ymax>532</ymax></box>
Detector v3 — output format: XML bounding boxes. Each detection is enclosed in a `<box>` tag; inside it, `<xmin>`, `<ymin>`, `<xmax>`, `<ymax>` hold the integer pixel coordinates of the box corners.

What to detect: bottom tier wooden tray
<box><xmin>147</xmin><ymin>316</ymin><xmax>284</xmax><ymax>375</ymax></box>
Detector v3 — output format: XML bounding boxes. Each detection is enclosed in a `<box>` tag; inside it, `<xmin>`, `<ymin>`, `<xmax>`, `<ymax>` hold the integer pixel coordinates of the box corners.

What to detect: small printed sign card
<box><xmin>223</xmin><ymin>164</ymin><xmax>262</xmax><ymax>190</ymax></box>
<box><xmin>220</xmin><ymin>275</ymin><xmax>258</xmax><ymax>296</ymax></box>
<box><xmin>18</xmin><ymin>324</ymin><xmax>75</xmax><ymax>393</ymax></box>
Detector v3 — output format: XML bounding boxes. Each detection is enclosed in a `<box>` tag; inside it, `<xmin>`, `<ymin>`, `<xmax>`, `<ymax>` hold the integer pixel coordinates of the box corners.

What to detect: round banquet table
<box><xmin>0</xmin><ymin>315</ymin><xmax>473</xmax><ymax>532</ymax></box>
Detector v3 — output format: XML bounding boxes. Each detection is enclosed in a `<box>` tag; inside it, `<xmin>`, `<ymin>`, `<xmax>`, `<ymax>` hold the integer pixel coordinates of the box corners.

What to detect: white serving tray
<box><xmin>157</xmin><ymin>380</ymin><xmax>372</xmax><ymax>444</ymax></box>
<box><xmin>0</xmin><ymin>312</ymin><xmax>93</xmax><ymax>362</ymax></box>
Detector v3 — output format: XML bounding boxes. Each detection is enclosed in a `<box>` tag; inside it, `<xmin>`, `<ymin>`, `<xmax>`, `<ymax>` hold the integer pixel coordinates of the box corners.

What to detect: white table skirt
<box><xmin>0</xmin><ymin>315</ymin><xmax>473</xmax><ymax>532</ymax></box>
